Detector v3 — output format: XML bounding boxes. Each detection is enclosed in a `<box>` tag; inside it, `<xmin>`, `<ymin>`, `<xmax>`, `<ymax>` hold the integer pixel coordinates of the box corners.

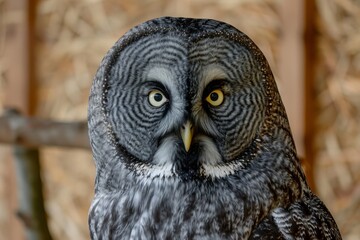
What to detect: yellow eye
<box><xmin>148</xmin><ymin>90</ymin><xmax>168</xmax><ymax>107</ymax></box>
<box><xmin>206</xmin><ymin>89</ymin><xmax>224</xmax><ymax>106</ymax></box>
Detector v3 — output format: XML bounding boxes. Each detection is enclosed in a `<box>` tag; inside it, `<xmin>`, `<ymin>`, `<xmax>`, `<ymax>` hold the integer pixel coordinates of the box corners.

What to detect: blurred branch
<box><xmin>14</xmin><ymin>146</ymin><xmax>52</xmax><ymax>240</ymax></box>
<box><xmin>0</xmin><ymin>109</ymin><xmax>90</xmax><ymax>149</ymax></box>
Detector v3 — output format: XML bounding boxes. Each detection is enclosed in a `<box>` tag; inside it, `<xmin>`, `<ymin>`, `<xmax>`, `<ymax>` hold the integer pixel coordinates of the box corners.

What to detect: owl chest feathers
<box><xmin>89</xmin><ymin>133</ymin><xmax>304</xmax><ymax>239</ymax></box>
<box><xmin>89</xmin><ymin>166</ymin><xmax>292</xmax><ymax>240</ymax></box>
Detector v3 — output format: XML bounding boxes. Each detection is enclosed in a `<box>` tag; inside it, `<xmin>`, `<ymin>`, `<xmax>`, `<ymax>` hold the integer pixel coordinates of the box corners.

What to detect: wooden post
<box><xmin>3</xmin><ymin>0</ymin><xmax>36</xmax><ymax>115</ymax></box>
<box><xmin>303</xmin><ymin>0</ymin><xmax>317</xmax><ymax>191</ymax></box>
<box><xmin>14</xmin><ymin>146</ymin><xmax>52</xmax><ymax>240</ymax></box>
<box><xmin>2</xmin><ymin>0</ymin><xmax>53</xmax><ymax>239</ymax></box>
<box><xmin>278</xmin><ymin>0</ymin><xmax>305</xmax><ymax>156</ymax></box>
<box><xmin>3</xmin><ymin>0</ymin><xmax>31</xmax><ymax>237</ymax></box>
<box><xmin>278</xmin><ymin>0</ymin><xmax>315</xmax><ymax>190</ymax></box>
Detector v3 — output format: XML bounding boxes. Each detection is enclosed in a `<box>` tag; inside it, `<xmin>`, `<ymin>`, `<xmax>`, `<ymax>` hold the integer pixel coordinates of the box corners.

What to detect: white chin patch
<box><xmin>138</xmin><ymin>135</ymin><xmax>177</xmax><ymax>179</ymax></box>
<box><xmin>138</xmin><ymin>134</ymin><xmax>244</xmax><ymax>180</ymax></box>
<box><xmin>196</xmin><ymin>135</ymin><xmax>245</xmax><ymax>179</ymax></box>
<box><xmin>196</xmin><ymin>135</ymin><xmax>222</xmax><ymax>165</ymax></box>
<box><xmin>153</xmin><ymin>135</ymin><xmax>178</xmax><ymax>166</ymax></box>
<box><xmin>201</xmin><ymin>161</ymin><xmax>245</xmax><ymax>179</ymax></box>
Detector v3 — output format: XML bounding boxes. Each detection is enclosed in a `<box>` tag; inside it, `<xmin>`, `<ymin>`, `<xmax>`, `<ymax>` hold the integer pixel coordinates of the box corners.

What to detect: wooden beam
<box><xmin>0</xmin><ymin>109</ymin><xmax>90</xmax><ymax>149</ymax></box>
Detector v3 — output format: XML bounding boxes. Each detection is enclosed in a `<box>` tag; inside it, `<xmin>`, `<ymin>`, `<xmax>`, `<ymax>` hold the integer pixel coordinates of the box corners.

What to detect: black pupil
<box><xmin>154</xmin><ymin>93</ymin><xmax>163</xmax><ymax>102</ymax></box>
<box><xmin>210</xmin><ymin>92</ymin><xmax>219</xmax><ymax>101</ymax></box>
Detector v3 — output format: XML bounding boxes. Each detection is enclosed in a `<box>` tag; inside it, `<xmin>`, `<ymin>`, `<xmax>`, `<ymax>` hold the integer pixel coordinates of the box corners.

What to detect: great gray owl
<box><xmin>88</xmin><ymin>17</ymin><xmax>341</xmax><ymax>239</ymax></box>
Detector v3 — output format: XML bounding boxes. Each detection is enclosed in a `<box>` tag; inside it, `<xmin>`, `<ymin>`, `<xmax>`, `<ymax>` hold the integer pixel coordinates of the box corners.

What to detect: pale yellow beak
<box><xmin>180</xmin><ymin>121</ymin><xmax>194</xmax><ymax>152</ymax></box>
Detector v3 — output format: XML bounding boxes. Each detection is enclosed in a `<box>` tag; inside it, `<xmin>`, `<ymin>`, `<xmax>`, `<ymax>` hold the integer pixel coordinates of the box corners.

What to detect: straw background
<box><xmin>314</xmin><ymin>0</ymin><xmax>360</xmax><ymax>238</ymax></box>
<box><xmin>0</xmin><ymin>0</ymin><xmax>359</xmax><ymax>239</ymax></box>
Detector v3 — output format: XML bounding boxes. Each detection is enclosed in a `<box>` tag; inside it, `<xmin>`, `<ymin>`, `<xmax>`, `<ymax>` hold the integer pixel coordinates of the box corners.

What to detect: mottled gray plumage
<box><xmin>88</xmin><ymin>17</ymin><xmax>341</xmax><ymax>239</ymax></box>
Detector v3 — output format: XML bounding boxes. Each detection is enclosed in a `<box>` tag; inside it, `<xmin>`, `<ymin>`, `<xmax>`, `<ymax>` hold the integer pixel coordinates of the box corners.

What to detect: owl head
<box><xmin>88</xmin><ymin>17</ymin><xmax>295</xmax><ymax>186</ymax></box>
